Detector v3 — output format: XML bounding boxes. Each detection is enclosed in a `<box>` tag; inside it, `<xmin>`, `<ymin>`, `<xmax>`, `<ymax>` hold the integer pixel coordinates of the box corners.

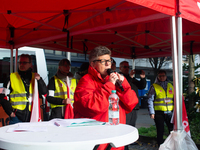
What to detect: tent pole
<box><xmin>15</xmin><ymin>48</ymin><xmax>18</xmax><ymax>72</ymax></box>
<box><xmin>177</xmin><ymin>17</ymin><xmax>183</xmax><ymax>131</ymax></box>
<box><xmin>132</xmin><ymin>58</ymin><xmax>135</xmax><ymax>77</ymax></box>
<box><xmin>66</xmin><ymin>52</ymin><xmax>71</xmax><ymax>72</ymax></box>
<box><xmin>171</xmin><ymin>16</ymin><xmax>180</xmax><ymax>131</ymax></box>
<box><xmin>10</xmin><ymin>46</ymin><xmax>14</xmax><ymax>73</ymax></box>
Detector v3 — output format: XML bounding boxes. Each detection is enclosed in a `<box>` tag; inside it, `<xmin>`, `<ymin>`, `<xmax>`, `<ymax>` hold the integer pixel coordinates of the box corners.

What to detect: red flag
<box><xmin>64</xmin><ymin>104</ymin><xmax>74</xmax><ymax>119</ymax></box>
<box><xmin>182</xmin><ymin>97</ymin><xmax>191</xmax><ymax>136</ymax></box>
<box><xmin>171</xmin><ymin>96</ymin><xmax>190</xmax><ymax>136</ymax></box>
<box><xmin>64</xmin><ymin>76</ymin><xmax>74</xmax><ymax>119</ymax></box>
<box><xmin>30</xmin><ymin>79</ymin><xmax>41</xmax><ymax>122</ymax></box>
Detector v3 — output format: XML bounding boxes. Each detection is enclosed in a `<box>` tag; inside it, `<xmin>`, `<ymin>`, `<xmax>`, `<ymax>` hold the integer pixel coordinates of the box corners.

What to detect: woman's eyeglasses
<box><xmin>93</xmin><ymin>59</ymin><xmax>113</xmax><ymax>65</ymax></box>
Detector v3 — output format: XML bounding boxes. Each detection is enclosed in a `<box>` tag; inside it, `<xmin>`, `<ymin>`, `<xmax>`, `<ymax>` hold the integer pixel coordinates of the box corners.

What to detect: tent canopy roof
<box><xmin>0</xmin><ymin>0</ymin><xmax>200</xmax><ymax>58</ymax></box>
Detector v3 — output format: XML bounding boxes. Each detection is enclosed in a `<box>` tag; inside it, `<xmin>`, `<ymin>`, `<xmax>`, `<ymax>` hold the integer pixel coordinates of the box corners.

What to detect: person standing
<box><xmin>111</xmin><ymin>58</ymin><xmax>116</xmax><ymax>71</ymax></box>
<box><xmin>119</xmin><ymin>61</ymin><xmax>146</xmax><ymax>127</ymax></box>
<box><xmin>74</xmin><ymin>62</ymin><xmax>89</xmax><ymax>82</ymax></box>
<box><xmin>73</xmin><ymin>46</ymin><xmax>138</xmax><ymax>150</ymax></box>
<box><xmin>0</xmin><ymin>54</ymin><xmax>48</xmax><ymax>124</ymax></box>
<box><xmin>46</xmin><ymin>59</ymin><xmax>76</xmax><ymax>120</ymax></box>
<box><xmin>119</xmin><ymin>61</ymin><xmax>146</xmax><ymax>150</ymax></box>
<box><xmin>147</xmin><ymin>70</ymin><xmax>174</xmax><ymax>147</ymax></box>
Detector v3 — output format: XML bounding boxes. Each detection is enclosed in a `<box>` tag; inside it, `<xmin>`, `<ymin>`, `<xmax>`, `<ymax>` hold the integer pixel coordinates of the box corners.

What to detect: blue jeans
<box><xmin>9</xmin><ymin>116</ymin><xmax>22</xmax><ymax>125</ymax></box>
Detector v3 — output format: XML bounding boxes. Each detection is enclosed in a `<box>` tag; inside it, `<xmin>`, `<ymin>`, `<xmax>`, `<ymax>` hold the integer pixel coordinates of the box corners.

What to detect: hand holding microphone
<box><xmin>107</xmin><ymin>69</ymin><xmax>124</xmax><ymax>91</ymax></box>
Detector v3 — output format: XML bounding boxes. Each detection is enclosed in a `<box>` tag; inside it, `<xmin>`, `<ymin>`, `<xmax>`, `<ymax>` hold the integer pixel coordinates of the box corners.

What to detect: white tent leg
<box><xmin>10</xmin><ymin>46</ymin><xmax>14</xmax><ymax>73</ymax></box>
<box><xmin>159</xmin><ymin>16</ymin><xmax>198</xmax><ymax>150</ymax></box>
<box><xmin>171</xmin><ymin>16</ymin><xmax>180</xmax><ymax>131</ymax></box>
<box><xmin>177</xmin><ymin>17</ymin><xmax>183</xmax><ymax>130</ymax></box>
<box><xmin>15</xmin><ymin>48</ymin><xmax>18</xmax><ymax>72</ymax></box>
<box><xmin>132</xmin><ymin>58</ymin><xmax>135</xmax><ymax>77</ymax></box>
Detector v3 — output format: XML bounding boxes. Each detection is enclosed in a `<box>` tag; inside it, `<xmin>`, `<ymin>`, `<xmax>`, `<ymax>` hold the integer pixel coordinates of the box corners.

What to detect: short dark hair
<box><xmin>58</xmin><ymin>59</ymin><xmax>70</xmax><ymax>66</ymax></box>
<box><xmin>89</xmin><ymin>46</ymin><xmax>111</xmax><ymax>63</ymax></box>
<box><xmin>119</xmin><ymin>61</ymin><xmax>129</xmax><ymax>67</ymax></box>
<box><xmin>19</xmin><ymin>54</ymin><xmax>32</xmax><ymax>63</ymax></box>
<box><xmin>158</xmin><ymin>70</ymin><xmax>166</xmax><ymax>75</ymax></box>
<box><xmin>79</xmin><ymin>62</ymin><xmax>89</xmax><ymax>72</ymax></box>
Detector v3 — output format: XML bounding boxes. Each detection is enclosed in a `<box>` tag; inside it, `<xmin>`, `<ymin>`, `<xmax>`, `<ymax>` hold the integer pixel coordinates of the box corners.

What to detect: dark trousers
<box><xmin>154</xmin><ymin>111</ymin><xmax>173</xmax><ymax>146</ymax></box>
<box><xmin>126</xmin><ymin>109</ymin><xmax>138</xmax><ymax>127</ymax></box>
<box><xmin>125</xmin><ymin>109</ymin><xmax>138</xmax><ymax>150</ymax></box>
<box><xmin>9</xmin><ymin>116</ymin><xmax>22</xmax><ymax>125</ymax></box>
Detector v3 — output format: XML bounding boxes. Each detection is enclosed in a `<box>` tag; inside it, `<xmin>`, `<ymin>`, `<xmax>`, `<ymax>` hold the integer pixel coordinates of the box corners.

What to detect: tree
<box><xmin>183</xmin><ymin>55</ymin><xmax>200</xmax><ymax>109</ymax></box>
<box><xmin>188</xmin><ymin>55</ymin><xmax>195</xmax><ymax>109</ymax></box>
<box><xmin>149</xmin><ymin>57</ymin><xmax>172</xmax><ymax>80</ymax></box>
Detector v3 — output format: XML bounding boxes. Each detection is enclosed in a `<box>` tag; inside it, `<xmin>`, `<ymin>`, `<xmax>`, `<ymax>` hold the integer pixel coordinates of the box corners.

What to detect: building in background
<box><xmin>0</xmin><ymin>47</ymin><xmax>175</xmax><ymax>87</ymax></box>
<box><xmin>44</xmin><ymin>49</ymin><xmax>89</xmax><ymax>80</ymax></box>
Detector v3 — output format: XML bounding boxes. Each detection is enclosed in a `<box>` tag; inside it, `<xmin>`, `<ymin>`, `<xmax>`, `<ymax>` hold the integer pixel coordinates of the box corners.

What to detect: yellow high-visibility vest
<box><xmin>10</xmin><ymin>72</ymin><xmax>35</xmax><ymax>111</ymax></box>
<box><xmin>51</xmin><ymin>76</ymin><xmax>77</xmax><ymax>109</ymax></box>
<box><xmin>153</xmin><ymin>83</ymin><xmax>174</xmax><ymax>111</ymax></box>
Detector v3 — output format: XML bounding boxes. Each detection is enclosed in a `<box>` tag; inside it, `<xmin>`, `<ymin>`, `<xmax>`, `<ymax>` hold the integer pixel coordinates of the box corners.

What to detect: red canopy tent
<box><xmin>0</xmin><ymin>0</ymin><xmax>200</xmax><ymax>149</ymax></box>
<box><xmin>1</xmin><ymin>0</ymin><xmax>199</xmax><ymax>58</ymax></box>
<box><xmin>0</xmin><ymin>0</ymin><xmax>175</xmax><ymax>58</ymax></box>
<box><xmin>30</xmin><ymin>18</ymin><xmax>200</xmax><ymax>59</ymax></box>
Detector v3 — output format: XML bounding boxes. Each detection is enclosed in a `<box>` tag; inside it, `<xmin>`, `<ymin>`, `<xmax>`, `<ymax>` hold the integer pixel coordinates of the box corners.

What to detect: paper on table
<box><xmin>49</xmin><ymin>118</ymin><xmax>106</xmax><ymax>127</ymax></box>
<box><xmin>6</xmin><ymin>118</ymin><xmax>106</xmax><ymax>132</ymax></box>
<box><xmin>17</xmin><ymin>122</ymin><xmax>50</xmax><ymax>127</ymax></box>
<box><xmin>7</xmin><ymin>126</ymin><xmax>48</xmax><ymax>133</ymax></box>
<box><xmin>69</xmin><ymin>121</ymin><xmax>106</xmax><ymax>127</ymax></box>
<box><xmin>6</xmin><ymin>122</ymin><xmax>49</xmax><ymax>133</ymax></box>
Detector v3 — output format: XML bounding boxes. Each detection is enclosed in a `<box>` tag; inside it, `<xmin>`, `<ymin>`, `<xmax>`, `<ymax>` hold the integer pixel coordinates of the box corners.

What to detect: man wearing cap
<box><xmin>46</xmin><ymin>59</ymin><xmax>76</xmax><ymax>119</ymax></box>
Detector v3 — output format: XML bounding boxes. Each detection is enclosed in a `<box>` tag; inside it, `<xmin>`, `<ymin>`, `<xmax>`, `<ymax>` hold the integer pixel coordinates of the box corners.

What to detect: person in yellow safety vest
<box><xmin>46</xmin><ymin>59</ymin><xmax>76</xmax><ymax>120</ymax></box>
<box><xmin>0</xmin><ymin>54</ymin><xmax>48</xmax><ymax>124</ymax></box>
<box><xmin>147</xmin><ymin>70</ymin><xmax>174</xmax><ymax>147</ymax></box>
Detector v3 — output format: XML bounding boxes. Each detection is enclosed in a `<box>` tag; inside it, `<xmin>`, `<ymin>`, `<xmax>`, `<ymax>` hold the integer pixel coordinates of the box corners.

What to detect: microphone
<box><xmin>107</xmin><ymin>69</ymin><xmax>124</xmax><ymax>92</ymax></box>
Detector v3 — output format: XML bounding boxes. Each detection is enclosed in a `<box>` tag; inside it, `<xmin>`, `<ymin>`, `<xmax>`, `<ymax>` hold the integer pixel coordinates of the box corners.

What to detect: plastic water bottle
<box><xmin>108</xmin><ymin>90</ymin><xmax>119</xmax><ymax>125</ymax></box>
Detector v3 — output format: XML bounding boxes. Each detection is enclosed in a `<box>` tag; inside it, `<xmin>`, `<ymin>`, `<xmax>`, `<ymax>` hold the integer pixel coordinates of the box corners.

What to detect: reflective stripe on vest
<box><xmin>10</xmin><ymin>72</ymin><xmax>35</xmax><ymax>111</ymax></box>
<box><xmin>153</xmin><ymin>83</ymin><xmax>174</xmax><ymax>111</ymax></box>
<box><xmin>51</xmin><ymin>76</ymin><xmax>77</xmax><ymax>109</ymax></box>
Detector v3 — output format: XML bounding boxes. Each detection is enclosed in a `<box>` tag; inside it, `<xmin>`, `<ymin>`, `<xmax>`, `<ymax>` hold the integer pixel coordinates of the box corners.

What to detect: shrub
<box><xmin>187</xmin><ymin>108</ymin><xmax>200</xmax><ymax>144</ymax></box>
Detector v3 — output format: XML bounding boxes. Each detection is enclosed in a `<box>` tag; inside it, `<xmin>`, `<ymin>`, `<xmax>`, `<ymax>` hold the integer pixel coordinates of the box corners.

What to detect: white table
<box><xmin>0</xmin><ymin>121</ymin><xmax>138</xmax><ymax>150</ymax></box>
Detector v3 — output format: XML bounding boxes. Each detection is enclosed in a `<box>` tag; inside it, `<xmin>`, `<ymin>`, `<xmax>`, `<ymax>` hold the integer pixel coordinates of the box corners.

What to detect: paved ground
<box><xmin>128</xmin><ymin>108</ymin><xmax>158</xmax><ymax>150</ymax></box>
<box><xmin>128</xmin><ymin>142</ymin><xmax>158</xmax><ymax>150</ymax></box>
<box><xmin>135</xmin><ymin>108</ymin><xmax>155</xmax><ymax>129</ymax></box>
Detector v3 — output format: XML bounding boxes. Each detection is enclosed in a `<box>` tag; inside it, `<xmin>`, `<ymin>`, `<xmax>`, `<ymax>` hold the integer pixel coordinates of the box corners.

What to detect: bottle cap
<box><xmin>111</xmin><ymin>90</ymin><xmax>116</xmax><ymax>93</ymax></box>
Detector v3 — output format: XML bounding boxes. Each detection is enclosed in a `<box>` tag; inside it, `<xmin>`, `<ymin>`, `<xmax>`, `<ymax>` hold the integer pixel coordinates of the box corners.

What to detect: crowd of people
<box><xmin>0</xmin><ymin>46</ymin><xmax>174</xmax><ymax>149</ymax></box>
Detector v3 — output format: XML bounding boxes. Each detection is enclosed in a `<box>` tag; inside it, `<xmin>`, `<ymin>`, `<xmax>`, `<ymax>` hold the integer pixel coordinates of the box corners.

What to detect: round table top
<box><xmin>0</xmin><ymin>119</ymin><xmax>138</xmax><ymax>150</ymax></box>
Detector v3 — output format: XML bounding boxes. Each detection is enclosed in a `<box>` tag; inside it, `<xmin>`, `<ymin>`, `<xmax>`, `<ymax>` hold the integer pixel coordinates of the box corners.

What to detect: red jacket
<box><xmin>73</xmin><ymin>66</ymin><xmax>138</xmax><ymax>150</ymax></box>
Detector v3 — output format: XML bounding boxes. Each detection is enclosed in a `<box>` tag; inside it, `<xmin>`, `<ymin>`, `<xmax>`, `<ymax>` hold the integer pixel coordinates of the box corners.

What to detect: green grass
<box><xmin>138</xmin><ymin>110</ymin><xmax>200</xmax><ymax>144</ymax></box>
<box><xmin>138</xmin><ymin>125</ymin><xmax>170</xmax><ymax>139</ymax></box>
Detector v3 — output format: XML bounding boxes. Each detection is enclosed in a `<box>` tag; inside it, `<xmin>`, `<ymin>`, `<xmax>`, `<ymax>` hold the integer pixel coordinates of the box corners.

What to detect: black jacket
<box><xmin>120</xmin><ymin>72</ymin><xmax>146</xmax><ymax>109</ymax></box>
<box><xmin>0</xmin><ymin>69</ymin><xmax>48</xmax><ymax>122</ymax></box>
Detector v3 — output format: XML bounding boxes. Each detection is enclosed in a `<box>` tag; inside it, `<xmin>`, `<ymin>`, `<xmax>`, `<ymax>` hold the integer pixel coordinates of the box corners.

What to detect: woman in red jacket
<box><xmin>73</xmin><ymin>46</ymin><xmax>138</xmax><ymax>150</ymax></box>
